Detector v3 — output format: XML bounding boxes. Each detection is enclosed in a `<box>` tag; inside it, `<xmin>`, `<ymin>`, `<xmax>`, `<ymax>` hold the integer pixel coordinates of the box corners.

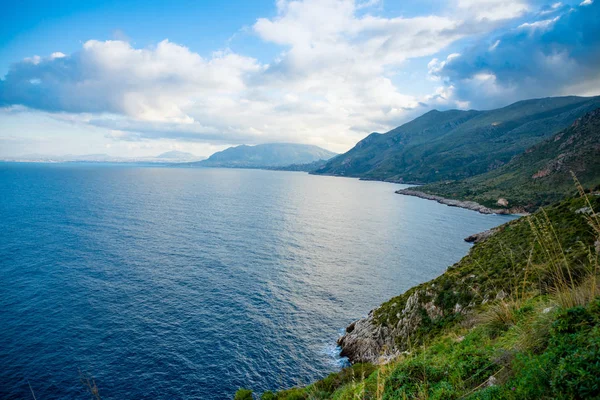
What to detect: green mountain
<box><xmin>267</xmin><ymin>159</ymin><xmax>331</xmax><ymax>172</ymax></box>
<box><xmin>190</xmin><ymin>143</ymin><xmax>336</xmax><ymax>168</ymax></box>
<box><xmin>314</xmin><ymin>96</ymin><xmax>600</xmax><ymax>183</ymax></box>
<box><xmin>414</xmin><ymin>108</ymin><xmax>600</xmax><ymax>212</ymax></box>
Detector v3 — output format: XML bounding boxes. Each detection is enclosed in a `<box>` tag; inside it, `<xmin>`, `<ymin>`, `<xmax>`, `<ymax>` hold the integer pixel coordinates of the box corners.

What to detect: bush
<box><xmin>260</xmin><ymin>391</ymin><xmax>276</xmax><ymax>400</ymax></box>
<box><xmin>383</xmin><ymin>358</ymin><xmax>446</xmax><ymax>398</ymax></box>
<box><xmin>234</xmin><ymin>389</ymin><xmax>253</xmax><ymax>400</ymax></box>
<box><xmin>500</xmin><ymin>298</ymin><xmax>600</xmax><ymax>399</ymax></box>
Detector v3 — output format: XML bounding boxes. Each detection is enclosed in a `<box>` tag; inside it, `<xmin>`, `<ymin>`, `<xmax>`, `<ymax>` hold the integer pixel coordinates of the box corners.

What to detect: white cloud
<box><xmin>518</xmin><ymin>16</ymin><xmax>560</xmax><ymax>30</ymax></box>
<box><xmin>3</xmin><ymin>0</ymin><xmax>481</xmax><ymax>152</ymax></box>
<box><xmin>456</xmin><ymin>0</ymin><xmax>529</xmax><ymax>21</ymax></box>
<box><xmin>2</xmin><ymin>0</ymin><xmax>559</xmax><ymax>155</ymax></box>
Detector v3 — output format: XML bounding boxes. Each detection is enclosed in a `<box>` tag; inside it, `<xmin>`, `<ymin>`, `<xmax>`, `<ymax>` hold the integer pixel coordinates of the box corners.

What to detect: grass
<box><xmin>239</xmin><ymin>296</ymin><xmax>600</xmax><ymax>400</ymax></box>
<box><xmin>237</xmin><ymin>181</ymin><xmax>600</xmax><ymax>399</ymax></box>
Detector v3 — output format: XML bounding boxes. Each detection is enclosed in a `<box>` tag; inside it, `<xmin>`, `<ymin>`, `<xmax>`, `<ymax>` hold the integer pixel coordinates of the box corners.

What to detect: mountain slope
<box><xmin>314</xmin><ymin>96</ymin><xmax>600</xmax><ymax>183</ymax></box>
<box><xmin>412</xmin><ymin>107</ymin><xmax>600</xmax><ymax>212</ymax></box>
<box><xmin>190</xmin><ymin>143</ymin><xmax>336</xmax><ymax>168</ymax></box>
<box><xmin>267</xmin><ymin>159</ymin><xmax>331</xmax><ymax>172</ymax></box>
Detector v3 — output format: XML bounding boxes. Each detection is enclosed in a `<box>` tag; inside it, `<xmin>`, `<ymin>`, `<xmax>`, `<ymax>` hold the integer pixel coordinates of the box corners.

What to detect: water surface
<box><xmin>0</xmin><ymin>163</ymin><xmax>515</xmax><ymax>398</ymax></box>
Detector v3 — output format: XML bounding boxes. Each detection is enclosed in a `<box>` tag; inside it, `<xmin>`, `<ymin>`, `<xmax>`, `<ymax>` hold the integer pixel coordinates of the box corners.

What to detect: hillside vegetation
<box><xmin>314</xmin><ymin>96</ymin><xmax>600</xmax><ymax>183</ymax></box>
<box><xmin>411</xmin><ymin>108</ymin><xmax>600</xmax><ymax>212</ymax></box>
<box><xmin>236</xmin><ymin>187</ymin><xmax>600</xmax><ymax>399</ymax></box>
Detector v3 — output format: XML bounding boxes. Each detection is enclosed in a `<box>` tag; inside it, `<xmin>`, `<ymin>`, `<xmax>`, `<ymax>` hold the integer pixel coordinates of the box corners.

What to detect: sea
<box><xmin>0</xmin><ymin>163</ymin><xmax>516</xmax><ymax>399</ymax></box>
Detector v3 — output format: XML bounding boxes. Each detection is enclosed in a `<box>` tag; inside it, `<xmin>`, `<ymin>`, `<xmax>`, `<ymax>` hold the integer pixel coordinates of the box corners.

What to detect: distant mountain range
<box><xmin>314</xmin><ymin>96</ymin><xmax>600</xmax><ymax>184</ymax></box>
<box><xmin>186</xmin><ymin>143</ymin><xmax>337</xmax><ymax>168</ymax></box>
<box><xmin>155</xmin><ymin>151</ymin><xmax>199</xmax><ymax>160</ymax></box>
<box><xmin>2</xmin><ymin>151</ymin><xmax>205</xmax><ymax>163</ymax></box>
<box><xmin>3</xmin><ymin>144</ymin><xmax>337</xmax><ymax>169</ymax></box>
<box><xmin>408</xmin><ymin>107</ymin><xmax>600</xmax><ymax>212</ymax></box>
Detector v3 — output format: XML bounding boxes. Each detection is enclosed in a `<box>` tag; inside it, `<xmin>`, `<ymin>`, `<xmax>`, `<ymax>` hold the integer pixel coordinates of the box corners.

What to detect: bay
<box><xmin>0</xmin><ymin>163</ymin><xmax>515</xmax><ymax>399</ymax></box>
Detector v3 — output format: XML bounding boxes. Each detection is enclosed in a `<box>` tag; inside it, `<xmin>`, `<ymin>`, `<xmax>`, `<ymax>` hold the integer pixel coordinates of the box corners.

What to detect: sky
<box><xmin>1</xmin><ymin>0</ymin><xmax>599</xmax><ymax>158</ymax></box>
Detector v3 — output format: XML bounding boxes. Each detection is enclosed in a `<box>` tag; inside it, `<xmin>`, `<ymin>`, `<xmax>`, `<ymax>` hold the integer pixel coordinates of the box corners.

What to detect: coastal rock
<box><xmin>464</xmin><ymin>228</ymin><xmax>498</xmax><ymax>244</ymax></box>
<box><xmin>395</xmin><ymin>189</ymin><xmax>525</xmax><ymax>215</ymax></box>
<box><xmin>338</xmin><ymin>290</ymin><xmax>445</xmax><ymax>364</ymax></box>
<box><xmin>338</xmin><ymin>311</ymin><xmax>397</xmax><ymax>364</ymax></box>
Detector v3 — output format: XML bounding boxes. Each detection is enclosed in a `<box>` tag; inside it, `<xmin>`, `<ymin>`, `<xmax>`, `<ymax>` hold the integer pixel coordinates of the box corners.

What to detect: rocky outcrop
<box><xmin>338</xmin><ymin>311</ymin><xmax>397</xmax><ymax>364</ymax></box>
<box><xmin>396</xmin><ymin>189</ymin><xmax>526</xmax><ymax>215</ymax></box>
<box><xmin>464</xmin><ymin>228</ymin><xmax>498</xmax><ymax>244</ymax></box>
<box><xmin>338</xmin><ymin>288</ymin><xmax>452</xmax><ymax>364</ymax></box>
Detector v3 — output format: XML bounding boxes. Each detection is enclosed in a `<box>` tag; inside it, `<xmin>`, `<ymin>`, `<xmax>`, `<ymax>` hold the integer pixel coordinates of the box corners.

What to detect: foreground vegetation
<box><xmin>236</xmin><ymin>183</ymin><xmax>600</xmax><ymax>399</ymax></box>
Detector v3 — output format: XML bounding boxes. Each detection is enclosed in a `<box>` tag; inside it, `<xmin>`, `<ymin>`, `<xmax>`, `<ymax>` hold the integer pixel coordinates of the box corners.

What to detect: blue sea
<box><xmin>0</xmin><ymin>163</ymin><xmax>515</xmax><ymax>399</ymax></box>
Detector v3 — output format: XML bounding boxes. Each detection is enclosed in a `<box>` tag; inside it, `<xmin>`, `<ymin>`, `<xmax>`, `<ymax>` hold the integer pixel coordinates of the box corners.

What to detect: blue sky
<box><xmin>1</xmin><ymin>0</ymin><xmax>599</xmax><ymax>157</ymax></box>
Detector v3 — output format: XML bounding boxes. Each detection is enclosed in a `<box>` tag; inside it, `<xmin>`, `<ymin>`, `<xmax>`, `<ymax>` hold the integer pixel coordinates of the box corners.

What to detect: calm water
<box><xmin>0</xmin><ymin>163</ymin><xmax>515</xmax><ymax>399</ymax></box>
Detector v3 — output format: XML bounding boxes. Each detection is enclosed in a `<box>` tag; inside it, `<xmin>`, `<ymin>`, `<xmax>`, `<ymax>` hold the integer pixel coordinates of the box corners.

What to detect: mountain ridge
<box><xmin>314</xmin><ymin>95</ymin><xmax>600</xmax><ymax>183</ymax></box>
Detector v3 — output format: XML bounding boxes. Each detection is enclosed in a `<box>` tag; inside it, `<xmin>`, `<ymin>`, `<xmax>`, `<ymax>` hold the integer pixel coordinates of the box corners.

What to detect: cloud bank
<box><xmin>430</xmin><ymin>0</ymin><xmax>600</xmax><ymax>108</ymax></box>
<box><xmin>1</xmin><ymin>0</ymin><xmax>599</xmax><ymax>153</ymax></box>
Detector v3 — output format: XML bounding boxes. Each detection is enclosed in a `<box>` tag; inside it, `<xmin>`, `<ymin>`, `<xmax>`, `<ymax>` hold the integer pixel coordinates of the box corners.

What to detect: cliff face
<box><xmin>338</xmin><ymin>281</ymin><xmax>472</xmax><ymax>364</ymax></box>
<box><xmin>337</xmin><ymin>195</ymin><xmax>600</xmax><ymax>364</ymax></box>
<box><xmin>338</xmin><ymin>287</ymin><xmax>447</xmax><ymax>364</ymax></box>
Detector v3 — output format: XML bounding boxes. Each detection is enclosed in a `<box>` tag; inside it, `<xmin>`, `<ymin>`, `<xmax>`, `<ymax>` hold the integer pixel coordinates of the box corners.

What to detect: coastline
<box><xmin>335</xmin><ymin>189</ymin><xmax>526</xmax><ymax>364</ymax></box>
<box><xmin>308</xmin><ymin>172</ymin><xmax>527</xmax><ymax>216</ymax></box>
<box><xmin>395</xmin><ymin>188</ymin><xmax>528</xmax><ymax>215</ymax></box>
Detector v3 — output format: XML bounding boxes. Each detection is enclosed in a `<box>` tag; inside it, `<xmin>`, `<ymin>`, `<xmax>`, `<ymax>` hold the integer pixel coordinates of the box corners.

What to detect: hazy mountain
<box><xmin>412</xmin><ymin>107</ymin><xmax>600</xmax><ymax>212</ymax></box>
<box><xmin>314</xmin><ymin>96</ymin><xmax>600</xmax><ymax>183</ymax></box>
<box><xmin>190</xmin><ymin>143</ymin><xmax>337</xmax><ymax>168</ymax></box>
<box><xmin>155</xmin><ymin>151</ymin><xmax>200</xmax><ymax>160</ymax></box>
<box><xmin>2</xmin><ymin>151</ymin><xmax>204</xmax><ymax>163</ymax></box>
<box><xmin>1</xmin><ymin>153</ymin><xmax>115</xmax><ymax>162</ymax></box>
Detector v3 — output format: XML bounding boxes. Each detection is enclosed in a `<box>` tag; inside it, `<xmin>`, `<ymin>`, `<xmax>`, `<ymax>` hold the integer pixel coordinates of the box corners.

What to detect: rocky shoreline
<box><xmin>337</xmin><ymin>310</ymin><xmax>398</xmax><ymax>364</ymax></box>
<box><xmin>337</xmin><ymin>282</ymin><xmax>464</xmax><ymax>365</ymax></box>
<box><xmin>395</xmin><ymin>189</ymin><xmax>526</xmax><ymax>215</ymax></box>
<box><xmin>464</xmin><ymin>228</ymin><xmax>498</xmax><ymax>244</ymax></box>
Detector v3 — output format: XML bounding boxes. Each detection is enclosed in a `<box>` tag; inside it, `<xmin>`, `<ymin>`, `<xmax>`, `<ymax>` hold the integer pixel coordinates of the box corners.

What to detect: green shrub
<box><xmin>312</xmin><ymin>363</ymin><xmax>376</xmax><ymax>394</ymax></box>
<box><xmin>383</xmin><ymin>358</ymin><xmax>446</xmax><ymax>399</ymax></box>
<box><xmin>260</xmin><ymin>391</ymin><xmax>276</xmax><ymax>400</ymax></box>
<box><xmin>234</xmin><ymin>388</ymin><xmax>253</xmax><ymax>400</ymax></box>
